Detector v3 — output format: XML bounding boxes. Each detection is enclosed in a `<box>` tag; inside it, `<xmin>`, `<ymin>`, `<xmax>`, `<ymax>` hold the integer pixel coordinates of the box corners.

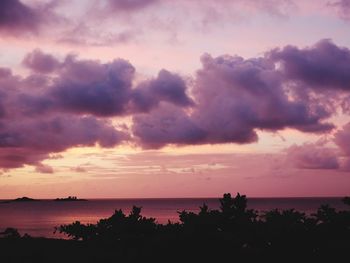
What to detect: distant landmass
<box><xmin>0</xmin><ymin>196</ymin><xmax>88</xmax><ymax>204</ymax></box>
<box><xmin>54</xmin><ymin>196</ymin><xmax>87</xmax><ymax>202</ymax></box>
<box><xmin>10</xmin><ymin>197</ymin><xmax>39</xmax><ymax>203</ymax></box>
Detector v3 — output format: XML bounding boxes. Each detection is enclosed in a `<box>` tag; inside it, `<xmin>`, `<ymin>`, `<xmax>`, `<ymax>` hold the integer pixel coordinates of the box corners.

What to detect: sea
<box><xmin>0</xmin><ymin>197</ymin><xmax>348</xmax><ymax>238</ymax></box>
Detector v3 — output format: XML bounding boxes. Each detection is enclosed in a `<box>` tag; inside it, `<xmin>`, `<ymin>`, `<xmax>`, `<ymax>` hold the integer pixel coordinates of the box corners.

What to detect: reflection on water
<box><xmin>0</xmin><ymin>198</ymin><xmax>346</xmax><ymax>238</ymax></box>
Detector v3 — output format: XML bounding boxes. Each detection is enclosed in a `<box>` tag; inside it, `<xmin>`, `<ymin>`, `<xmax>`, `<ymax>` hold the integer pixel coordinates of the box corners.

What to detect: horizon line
<box><xmin>0</xmin><ymin>195</ymin><xmax>347</xmax><ymax>201</ymax></box>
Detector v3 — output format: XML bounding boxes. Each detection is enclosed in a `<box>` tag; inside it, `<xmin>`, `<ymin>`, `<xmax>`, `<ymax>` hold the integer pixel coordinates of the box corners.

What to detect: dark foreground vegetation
<box><xmin>1</xmin><ymin>193</ymin><xmax>350</xmax><ymax>263</ymax></box>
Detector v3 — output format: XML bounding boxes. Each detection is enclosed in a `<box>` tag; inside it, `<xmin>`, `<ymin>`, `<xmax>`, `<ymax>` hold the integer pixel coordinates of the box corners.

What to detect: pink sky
<box><xmin>0</xmin><ymin>0</ymin><xmax>350</xmax><ymax>198</ymax></box>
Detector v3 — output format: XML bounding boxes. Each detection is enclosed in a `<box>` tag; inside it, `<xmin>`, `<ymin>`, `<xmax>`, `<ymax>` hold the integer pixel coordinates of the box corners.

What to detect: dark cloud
<box><xmin>0</xmin><ymin>0</ymin><xmax>40</xmax><ymax>33</ymax></box>
<box><xmin>131</xmin><ymin>69</ymin><xmax>194</xmax><ymax>112</ymax></box>
<box><xmin>19</xmin><ymin>51</ymin><xmax>195</xmax><ymax>118</ymax></box>
<box><xmin>269</xmin><ymin>39</ymin><xmax>350</xmax><ymax>90</ymax></box>
<box><xmin>0</xmin><ymin>0</ymin><xmax>66</xmax><ymax>38</ymax></box>
<box><xmin>0</xmin><ymin>115</ymin><xmax>126</xmax><ymax>151</ymax></box>
<box><xmin>0</xmin><ymin>114</ymin><xmax>128</xmax><ymax>169</ymax></box>
<box><xmin>132</xmin><ymin>103</ymin><xmax>206</xmax><ymax>149</ymax></box>
<box><xmin>0</xmin><ymin>149</ymin><xmax>47</xmax><ymax>169</ymax></box>
<box><xmin>2</xmin><ymin>39</ymin><xmax>350</xmax><ymax>169</ymax></box>
<box><xmin>286</xmin><ymin>143</ymin><xmax>339</xmax><ymax>170</ymax></box>
<box><xmin>193</xmin><ymin>53</ymin><xmax>333</xmax><ymax>136</ymax></box>
<box><xmin>0</xmin><ymin>65</ymin><xmax>129</xmax><ymax>169</ymax></box>
<box><xmin>133</xmin><ymin>51</ymin><xmax>335</xmax><ymax>148</ymax></box>
<box><xmin>0</xmin><ymin>50</ymin><xmax>196</xmax><ymax>169</ymax></box>
<box><xmin>50</xmin><ymin>56</ymin><xmax>135</xmax><ymax>116</ymax></box>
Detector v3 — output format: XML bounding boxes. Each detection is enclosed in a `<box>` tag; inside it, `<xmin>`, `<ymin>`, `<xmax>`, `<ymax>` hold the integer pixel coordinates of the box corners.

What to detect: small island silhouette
<box><xmin>54</xmin><ymin>196</ymin><xmax>87</xmax><ymax>202</ymax></box>
<box><xmin>0</xmin><ymin>197</ymin><xmax>39</xmax><ymax>204</ymax></box>
<box><xmin>10</xmin><ymin>197</ymin><xmax>38</xmax><ymax>202</ymax></box>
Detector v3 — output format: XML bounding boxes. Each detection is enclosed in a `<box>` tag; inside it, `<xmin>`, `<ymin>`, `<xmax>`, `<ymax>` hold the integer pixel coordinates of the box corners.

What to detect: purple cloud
<box><xmin>0</xmin><ymin>0</ymin><xmax>40</xmax><ymax>33</ymax></box>
<box><xmin>2</xmin><ymin>39</ymin><xmax>350</xmax><ymax>169</ymax></box>
<box><xmin>329</xmin><ymin>0</ymin><xmax>350</xmax><ymax>20</ymax></box>
<box><xmin>286</xmin><ymin>143</ymin><xmax>339</xmax><ymax>170</ymax></box>
<box><xmin>23</xmin><ymin>49</ymin><xmax>61</xmax><ymax>74</ymax></box>
<box><xmin>334</xmin><ymin>122</ymin><xmax>350</xmax><ymax>156</ymax></box>
<box><xmin>132</xmin><ymin>103</ymin><xmax>205</xmax><ymax>148</ymax></box>
<box><xmin>133</xmin><ymin>51</ymin><xmax>335</xmax><ymax>148</ymax></box>
<box><xmin>0</xmin><ymin>66</ymin><xmax>130</xmax><ymax>169</ymax></box>
<box><xmin>0</xmin><ymin>114</ymin><xmax>128</xmax><ymax>169</ymax></box>
<box><xmin>0</xmin><ymin>50</ymin><xmax>197</xmax><ymax>168</ymax></box>
<box><xmin>50</xmin><ymin>56</ymin><xmax>135</xmax><ymax>116</ymax></box>
<box><xmin>334</xmin><ymin>134</ymin><xmax>350</xmax><ymax>171</ymax></box>
<box><xmin>269</xmin><ymin>39</ymin><xmax>350</xmax><ymax>90</ymax></box>
<box><xmin>285</xmin><ymin>122</ymin><xmax>350</xmax><ymax>171</ymax></box>
<box><xmin>19</xmin><ymin>51</ymin><xmax>194</xmax><ymax>117</ymax></box>
<box><xmin>284</xmin><ymin>121</ymin><xmax>350</xmax><ymax>171</ymax></box>
<box><xmin>131</xmin><ymin>69</ymin><xmax>194</xmax><ymax>112</ymax></box>
<box><xmin>193</xmin><ymin>53</ymin><xmax>333</xmax><ymax>135</ymax></box>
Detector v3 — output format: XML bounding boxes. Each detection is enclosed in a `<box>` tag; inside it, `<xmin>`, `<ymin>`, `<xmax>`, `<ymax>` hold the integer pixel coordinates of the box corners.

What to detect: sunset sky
<box><xmin>1</xmin><ymin>0</ymin><xmax>350</xmax><ymax>198</ymax></box>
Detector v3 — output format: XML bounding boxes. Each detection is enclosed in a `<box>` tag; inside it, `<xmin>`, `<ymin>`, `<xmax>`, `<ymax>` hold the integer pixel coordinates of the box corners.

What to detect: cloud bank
<box><xmin>134</xmin><ymin>40</ymin><xmax>347</xmax><ymax>148</ymax></box>
<box><xmin>0</xmin><ymin>39</ymin><xmax>350</xmax><ymax>170</ymax></box>
<box><xmin>0</xmin><ymin>0</ymin><xmax>309</xmax><ymax>44</ymax></box>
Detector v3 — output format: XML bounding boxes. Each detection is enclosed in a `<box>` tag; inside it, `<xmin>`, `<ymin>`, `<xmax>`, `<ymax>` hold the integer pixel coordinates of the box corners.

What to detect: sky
<box><xmin>1</xmin><ymin>0</ymin><xmax>350</xmax><ymax>198</ymax></box>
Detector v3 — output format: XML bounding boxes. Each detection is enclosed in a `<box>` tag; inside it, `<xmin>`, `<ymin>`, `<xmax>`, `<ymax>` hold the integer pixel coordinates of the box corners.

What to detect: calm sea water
<box><xmin>0</xmin><ymin>197</ymin><xmax>347</xmax><ymax>238</ymax></box>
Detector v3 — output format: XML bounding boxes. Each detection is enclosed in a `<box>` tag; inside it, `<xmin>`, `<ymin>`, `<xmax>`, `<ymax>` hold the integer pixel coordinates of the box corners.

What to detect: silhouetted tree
<box><xmin>48</xmin><ymin>193</ymin><xmax>350</xmax><ymax>262</ymax></box>
<box><xmin>342</xmin><ymin>196</ymin><xmax>350</xmax><ymax>207</ymax></box>
<box><xmin>56</xmin><ymin>206</ymin><xmax>157</xmax><ymax>242</ymax></box>
<box><xmin>0</xmin><ymin>228</ymin><xmax>21</xmax><ymax>239</ymax></box>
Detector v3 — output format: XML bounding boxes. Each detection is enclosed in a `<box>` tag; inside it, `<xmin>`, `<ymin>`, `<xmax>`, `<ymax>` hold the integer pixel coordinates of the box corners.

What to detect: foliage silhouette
<box><xmin>0</xmin><ymin>227</ymin><xmax>21</xmax><ymax>239</ymax></box>
<box><xmin>55</xmin><ymin>206</ymin><xmax>157</xmax><ymax>241</ymax></box>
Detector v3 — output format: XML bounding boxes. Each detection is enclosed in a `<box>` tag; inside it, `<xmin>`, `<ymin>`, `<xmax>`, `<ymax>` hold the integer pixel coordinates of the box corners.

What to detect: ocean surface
<box><xmin>0</xmin><ymin>197</ymin><xmax>347</xmax><ymax>238</ymax></box>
